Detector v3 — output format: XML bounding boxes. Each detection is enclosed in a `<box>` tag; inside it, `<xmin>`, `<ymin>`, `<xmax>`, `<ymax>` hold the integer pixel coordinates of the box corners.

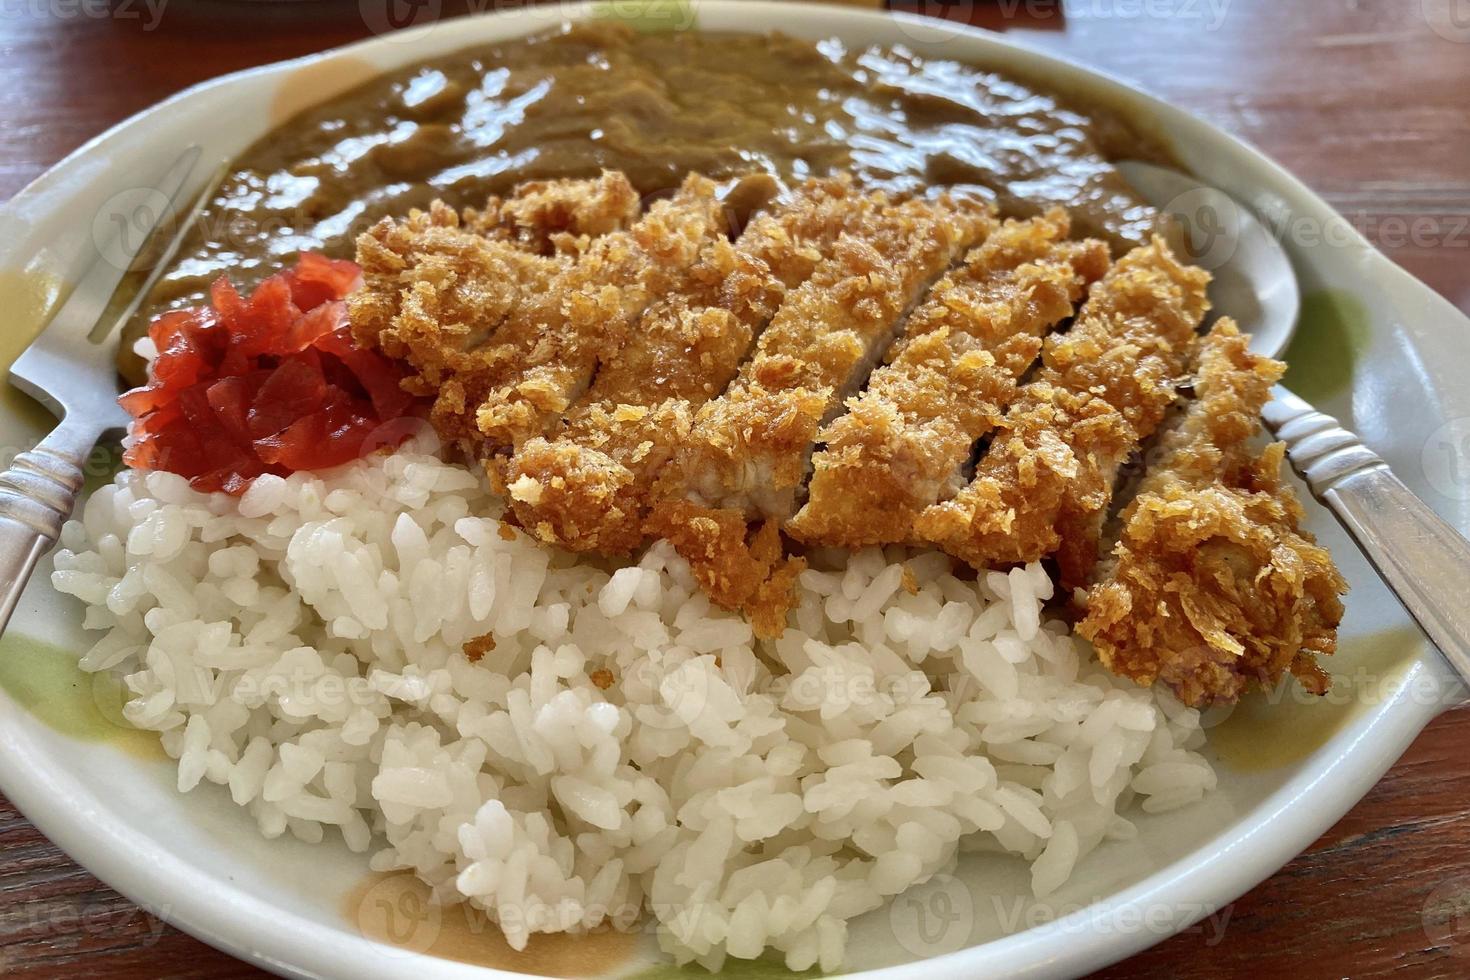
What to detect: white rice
<box><xmin>52</xmin><ymin>449</ymin><xmax>1215</xmax><ymax>971</ymax></box>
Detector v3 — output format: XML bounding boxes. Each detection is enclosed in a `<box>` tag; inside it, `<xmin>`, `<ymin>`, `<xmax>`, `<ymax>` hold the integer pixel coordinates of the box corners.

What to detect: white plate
<box><xmin>1</xmin><ymin>3</ymin><xmax>1466</xmax><ymax>978</ymax></box>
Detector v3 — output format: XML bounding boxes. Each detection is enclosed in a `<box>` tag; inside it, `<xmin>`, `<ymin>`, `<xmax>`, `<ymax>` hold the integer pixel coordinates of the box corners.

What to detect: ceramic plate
<box><xmin>0</xmin><ymin>3</ymin><xmax>1465</xmax><ymax>978</ymax></box>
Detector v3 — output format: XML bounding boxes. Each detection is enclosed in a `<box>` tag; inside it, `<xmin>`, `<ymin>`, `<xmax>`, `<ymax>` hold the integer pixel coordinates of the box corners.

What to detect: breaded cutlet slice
<box><xmin>473</xmin><ymin>173</ymin><xmax>728</xmax><ymax>453</ymax></box>
<box><xmin>645</xmin><ymin>191</ymin><xmax>991</xmax><ymax>630</ymax></box>
<box><xmin>788</xmin><ymin>210</ymin><xmax>1111</xmax><ymax>549</ymax></box>
<box><xmin>1079</xmin><ymin>320</ymin><xmax>1347</xmax><ymax>706</ymax></box>
<box><xmin>504</xmin><ymin>177</ymin><xmax>877</xmax><ymax>555</ymax></box>
<box><xmin>664</xmin><ymin>191</ymin><xmax>995</xmax><ymax>523</ymax></box>
<box><xmin>915</xmin><ymin>237</ymin><xmax>1209</xmax><ymax>583</ymax></box>
<box><xmin>349</xmin><ymin>173</ymin><xmax>641</xmax><ymax>445</ymax></box>
<box><xmin>464</xmin><ymin>170</ymin><xmax>641</xmax><ymax>255</ymax></box>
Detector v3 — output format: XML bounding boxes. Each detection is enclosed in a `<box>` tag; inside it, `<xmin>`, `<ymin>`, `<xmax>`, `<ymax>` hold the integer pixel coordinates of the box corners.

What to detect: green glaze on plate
<box><xmin>590</xmin><ymin>0</ymin><xmax>697</xmax><ymax>32</ymax></box>
<box><xmin>1282</xmin><ymin>289</ymin><xmax>1370</xmax><ymax>403</ymax></box>
<box><xmin>0</xmin><ymin>267</ymin><xmax>65</xmax><ymax>431</ymax></box>
<box><xmin>82</xmin><ymin>436</ymin><xmax>126</xmax><ymax>496</ymax></box>
<box><xmin>0</xmin><ymin>633</ymin><xmax>164</xmax><ymax>760</ymax></box>
<box><xmin>1207</xmin><ymin>625</ymin><xmax>1427</xmax><ymax>773</ymax></box>
<box><xmin>630</xmin><ymin>956</ymin><xmax>819</xmax><ymax>980</ymax></box>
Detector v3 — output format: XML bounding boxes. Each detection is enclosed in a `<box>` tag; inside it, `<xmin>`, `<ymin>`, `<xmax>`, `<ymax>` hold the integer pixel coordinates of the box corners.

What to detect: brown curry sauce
<box><xmin>147</xmin><ymin>22</ymin><xmax>1164</xmax><ymax>318</ymax></box>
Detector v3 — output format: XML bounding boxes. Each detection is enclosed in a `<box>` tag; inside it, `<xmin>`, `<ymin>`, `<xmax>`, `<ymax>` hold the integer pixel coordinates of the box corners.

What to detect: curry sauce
<box><xmin>148</xmin><ymin>22</ymin><xmax>1163</xmax><ymax>316</ymax></box>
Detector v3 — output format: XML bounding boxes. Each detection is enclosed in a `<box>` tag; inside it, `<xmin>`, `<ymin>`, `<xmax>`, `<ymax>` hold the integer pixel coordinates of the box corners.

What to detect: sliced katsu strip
<box><xmin>915</xmin><ymin>237</ymin><xmax>1209</xmax><ymax>584</ymax></box>
<box><xmin>1079</xmin><ymin>320</ymin><xmax>1347</xmax><ymax>705</ymax></box>
<box><xmin>788</xmin><ymin>210</ymin><xmax>1111</xmax><ymax>548</ymax></box>
<box><xmin>473</xmin><ymin>173</ymin><xmax>728</xmax><ymax>452</ymax></box>
<box><xmin>349</xmin><ymin>173</ymin><xmax>641</xmax><ymax>444</ymax></box>
<box><xmin>464</xmin><ymin>170</ymin><xmax>641</xmax><ymax>255</ymax></box>
<box><xmin>665</xmin><ymin>191</ymin><xmax>995</xmax><ymax>522</ymax></box>
<box><xmin>504</xmin><ymin>177</ymin><xmax>877</xmax><ymax>554</ymax></box>
<box><xmin>645</xmin><ymin>191</ymin><xmax>992</xmax><ymax>629</ymax></box>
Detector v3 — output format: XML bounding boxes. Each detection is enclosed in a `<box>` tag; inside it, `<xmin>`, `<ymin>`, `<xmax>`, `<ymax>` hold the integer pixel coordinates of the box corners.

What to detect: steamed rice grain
<box><xmin>52</xmin><ymin>449</ymin><xmax>1215</xmax><ymax>971</ymax></box>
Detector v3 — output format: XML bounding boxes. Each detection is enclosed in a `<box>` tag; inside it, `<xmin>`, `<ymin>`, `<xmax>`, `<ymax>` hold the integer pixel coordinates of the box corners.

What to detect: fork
<box><xmin>0</xmin><ymin>147</ymin><xmax>203</xmax><ymax>634</ymax></box>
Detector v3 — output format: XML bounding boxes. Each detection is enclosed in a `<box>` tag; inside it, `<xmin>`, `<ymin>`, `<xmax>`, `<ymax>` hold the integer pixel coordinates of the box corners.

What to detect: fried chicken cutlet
<box><xmin>504</xmin><ymin>176</ymin><xmax>881</xmax><ymax>554</ymax></box>
<box><xmin>467</xmin><ymin>170</ymin><xmax>641</xmax><ymax>255</ymax></box>
<box><xmin>1078</xmin><ymin>320</ymin><xmax>1347</xmax><ymax>706</ymax></box>
<box><xmin>472</xmin><ymin>173</ymin><xmax>728</xmax><ymax>453</ymax></box>
<box><xmin>350</xmin><ymin>173</ymin><xmax>641</xmax><ymax>446</ymax></box>
<box><xmin>665</xmin><ymin>191</ymin><xmax>994</xmax><ymax>521</ymax></box>
<box><xmin>788</xmin><ymin>210</ymin><xmax>1111</xmax><ymax>549</ymax></box>
<box><xmin>914</xmin><ymin>237</ymin><xmax>1210</xmax><ymax>587</ymax></box>
<box><xmin>348</xmin><ymin>165</ymin><xmax>1346</xmax><ymax>706</ymax></box>
<box><xmin>646</xmin><ymin>191</ymin><xmax>991</xmax><ymax>620</ymax></box>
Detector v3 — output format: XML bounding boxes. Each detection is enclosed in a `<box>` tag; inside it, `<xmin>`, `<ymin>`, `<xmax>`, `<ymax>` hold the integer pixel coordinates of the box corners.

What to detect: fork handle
<box><xmin>0</xmin><ymin>416</ymin><xmax>101</xmax><ymax>635</ymax></box>
<box><xmin>1264</xmin><ymin>390</ymin><xmax>1470</xmax><ymax>689</ymax></box>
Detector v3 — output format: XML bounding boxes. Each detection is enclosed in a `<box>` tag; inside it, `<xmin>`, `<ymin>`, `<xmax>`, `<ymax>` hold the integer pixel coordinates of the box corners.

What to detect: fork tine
<box><xmin>35</xmin><ymin>144</ymin><xmax>201</xmax><ymax>348</ymax></box>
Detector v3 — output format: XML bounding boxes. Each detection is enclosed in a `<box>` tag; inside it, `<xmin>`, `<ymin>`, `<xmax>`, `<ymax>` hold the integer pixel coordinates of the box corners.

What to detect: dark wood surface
<box><xmin>3</xmin><ymin>1</ymin><xmax>1469</xmax><ymax>977</ymax></box>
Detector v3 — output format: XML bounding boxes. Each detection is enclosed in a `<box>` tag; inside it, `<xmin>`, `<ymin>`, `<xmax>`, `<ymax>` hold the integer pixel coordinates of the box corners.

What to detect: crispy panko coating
<box><xmin>645</xmin><ymin>501</ymin><xmax>805</xmax><ymax>639</ymax></box>
<box><xmin>667</xmin><ymin>192</ymin><xmax>995</xmax><ymax>522</ymax></box>
<box><xmin>352</xmin><ymin>166</ymin><xmax>1346</xmax><ymax>700</ymax></box>
<box><xmin>647</xmin><ymin>191</ymin><xmax>989</xmax><ymax>633</ymax></box>
<box><xmin>1079</xmin><ymin>321</ymin><xmax>1347</xmax><ymax>705</ymax></box>
<box><xmin>464</xmin><ymin>170</ymin><xmax>641</xmax><ymax>255</ymax></box>
<box><xmin>789</xmin><ymin>210</ymin><xmax>1111</xmax><ymax>548</ymax></box>
<box><xmin>915</xmin><ymin>237</ymin><xmax>1209</xmax><ymax>584</ymax></box>
<box><xmin>473</xmin><ymin>173</ymin><xmax>728</xmax><ymax>452</ymax></box>
<box><xmin>505</xmin><ymin>177</ymin><xmax>874</xmax><ymax>554</ymax></box>
<box><xmin>350</xmin><ymin>173</ymin><xmax>641</xmax><ymax>446</ymax></box>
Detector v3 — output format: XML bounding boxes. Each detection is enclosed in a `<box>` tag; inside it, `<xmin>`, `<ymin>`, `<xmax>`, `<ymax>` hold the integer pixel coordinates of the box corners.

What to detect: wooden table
<box><xmin>2</xmin><ymin>1</ymin><xmax>1468</xmax><ymax>977</ymax></box>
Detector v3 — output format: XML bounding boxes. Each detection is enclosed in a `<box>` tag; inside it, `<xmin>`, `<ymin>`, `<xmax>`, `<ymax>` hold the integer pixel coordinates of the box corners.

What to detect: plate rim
<box><xmin>0</xmin><ymin>3</ymin><xmax>1457</xmax><ymax>979</ymax></box>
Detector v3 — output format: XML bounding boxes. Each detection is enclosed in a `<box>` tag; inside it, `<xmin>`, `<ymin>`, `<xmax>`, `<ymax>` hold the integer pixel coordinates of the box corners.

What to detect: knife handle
<box><xmin>1264</xmin><ymin>388</ymin><xmax>1470</xmax><ymax>694</ymax></box>
<box><xmin>0</xmin><ymin>416</ymin><xmax>100</xmax><ymax>635</ymax></box>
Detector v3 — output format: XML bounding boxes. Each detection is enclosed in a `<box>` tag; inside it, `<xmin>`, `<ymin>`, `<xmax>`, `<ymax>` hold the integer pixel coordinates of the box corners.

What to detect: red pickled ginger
<box><xmin>121</xmin><ymin>253</ymin><xmax>425</xmax><ymax>494</ymax></box>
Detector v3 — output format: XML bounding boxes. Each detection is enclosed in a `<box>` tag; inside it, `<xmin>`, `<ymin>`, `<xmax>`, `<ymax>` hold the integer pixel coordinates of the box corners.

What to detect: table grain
<box><xmin>2</xmin><ymin>1</ymin><xmax>1469</xmax><ymax>977</ymax></box>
